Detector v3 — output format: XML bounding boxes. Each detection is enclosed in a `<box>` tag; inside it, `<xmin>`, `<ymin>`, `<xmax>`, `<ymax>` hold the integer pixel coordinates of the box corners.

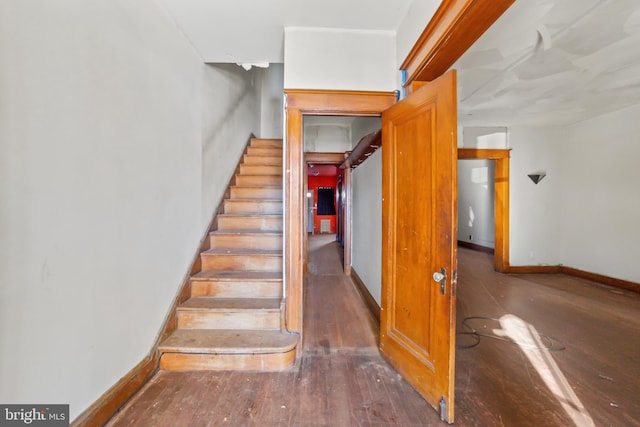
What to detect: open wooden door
<box><xmin>380</xmin><ymin>70</ymin><xmax>458</xmax><ymax>423</ymax></box>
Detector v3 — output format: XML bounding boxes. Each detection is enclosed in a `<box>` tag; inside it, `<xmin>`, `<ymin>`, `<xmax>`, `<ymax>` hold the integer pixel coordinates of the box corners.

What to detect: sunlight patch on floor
<box><xmin>496</xmin><ymin>314</ymin><xmax>595</xmax><ymax>427</ymax></box>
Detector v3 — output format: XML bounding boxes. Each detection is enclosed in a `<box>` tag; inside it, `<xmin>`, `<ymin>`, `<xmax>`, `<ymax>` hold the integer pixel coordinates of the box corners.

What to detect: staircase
<box><xmin>159</xmin><ymin>138</ymin><xmax>298</xmax><ymax>371</ymax></box>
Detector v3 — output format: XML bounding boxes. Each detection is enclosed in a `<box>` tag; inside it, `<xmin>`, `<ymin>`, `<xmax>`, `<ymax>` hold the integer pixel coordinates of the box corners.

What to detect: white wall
<box><xmin>460</xmin><ymin>126</ymin><xmax>508</xmax><ymax>148</ymax></box>
<box><xmin>201</xmin><ymin>64</ymin><xmax>262</xmax><ymax>220</ymax></box>
<box><xmin>509</xmin><ymin>110</ymin><xmax>640</xmax><ymax>284</ymax></box>
<box><xmin>351</xmin><ymin>117</ymin><xmax>382</xmax><ymax>148</ymax></box>
<box><xmin>351</xmin><ymin>149</ymin><xmax>383</xmax><ymax>305</ymax></box>
<box><xmin>558</xmin><ymin>105</ymin><xmax>640</xmax><ymax>283</ymax></box>
<box><xmin>0</xmin><ymin>0</ymin><xmax>260</xmax><ymax>420</ymax></box>
<box><xmin>508</xmin><ymin>127</ymin><xmax>564</xmax><ymax>266</ymax></box>
<box><xmin>284</xmin><ymin>28</ymin><xmax>397</xmax><ymax>91</ymax></box>
<box><xmin>304</xmin><ymin>124</ymin><xmax>351</xmax><ymax>153</ymax></box>
<box><xmin>259</xmin><ymin>63</ymin><xmax>284</xmax><ymax>139</ymax></box>
<box><xmin>395</xmin><ymin>0</ymin><xmax>440</xmax><ymax>69</ymax></box>
<box><xmin>458</xmin><ymin>160</ymin><xmax>495</xmax><ymax>248</ymax></box>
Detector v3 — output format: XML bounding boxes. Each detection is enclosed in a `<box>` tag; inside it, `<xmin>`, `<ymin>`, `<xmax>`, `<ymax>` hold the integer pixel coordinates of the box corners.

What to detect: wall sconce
<box><xmin>528</xmin><ymin>173</ymin><xmax>546</xmax><ymax>184</ymax></box>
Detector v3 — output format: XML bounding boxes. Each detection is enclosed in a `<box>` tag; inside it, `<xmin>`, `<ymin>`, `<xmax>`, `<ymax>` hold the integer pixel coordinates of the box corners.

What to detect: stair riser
<box><xmin>201</xmin><ymin>254</ymin><xmax>282</xmax><ymax>271</ymax></box>
<box><xmin>160</xmin><ymin>351</ymin><xmax>295</xmax><ymax>371</ymax></box>
<box><xmin>230</xmin><ymin>187</ymin><xmax>282</xmax><ymax>199</ymax></box>
<box><xmin>224</xmin><ymin>200</ymin><xmax>282</xmax><ymax>215</ymax></box>
<box><xmin>235</xmin><ymin>175</ymin><xmax>281</xmax><ymax>186</ymax></box>
<box><xmin>209</xmin><ymin>234</ymin><xmax>282</xmax><ymax>250</ymax></box>
<box><xmin>243</xmin><ymin>155</ymin><xmax>281</xmax><ymax>166</ymax></box>
<box><xmin>250</xmin><ymin>139</ymin><xmax>283</xmax><ymax>148</ymax></box>
<box><xmin>217</xmin><ymin>216</ymin><xmax>282</xmax><ymax>231</ymax></box>
<box><xmin>247</xmin><ymin>147</ymin><xmax>282</xmax><ymax>157</ymax></box>
<box><xmin>177</xmin><ymin>311</ymin><xmax>280</xmax><ymax>330</ymax></box>
<box><xmin>190</xmin><ymin>281</ymin><xmax>282</xmax><ymax>298</ymax></box>
<box><xmin>239</xmin><ymin>165</ymin><xmax>282</xmax><ymax>176</ymax></box>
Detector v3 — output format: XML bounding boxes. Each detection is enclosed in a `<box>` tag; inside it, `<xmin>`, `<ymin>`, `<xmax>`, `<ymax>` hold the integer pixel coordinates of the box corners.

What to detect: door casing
<box><xmin>457</xmin><ymin>149</ymin><xmax>511</xmax><ymax>272</ymax></box>
<box><xmin>284</xmin><ymin>91</ymin><xmax>397</xmax><ymax>337</ymax></box>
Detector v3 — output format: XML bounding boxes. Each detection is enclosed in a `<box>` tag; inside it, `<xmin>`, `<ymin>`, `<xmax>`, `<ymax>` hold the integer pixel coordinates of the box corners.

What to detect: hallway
<box><xmin>107</xmin><ymin>235</ymin><xmax>640</xmax><ymax>426</ymax></box>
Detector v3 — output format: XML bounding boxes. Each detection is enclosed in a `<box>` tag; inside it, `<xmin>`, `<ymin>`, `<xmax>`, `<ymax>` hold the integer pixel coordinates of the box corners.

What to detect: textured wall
<box><xmin>0</xmin><ymin>0</ymin><xmax>260</xmax><ymax>419</ymax></box>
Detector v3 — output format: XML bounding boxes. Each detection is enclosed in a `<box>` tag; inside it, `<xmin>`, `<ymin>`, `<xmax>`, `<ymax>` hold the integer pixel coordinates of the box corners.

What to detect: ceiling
<box><xmin>160</xmin><ymin>0</ymin><xmax>413</xmax><ymax>63</ymax></box>
<box><xmin>161</xmin><ymin>0</ymin><xmax>640</xmax><ymax>128</ymax></box>
<box><xmin>455</xmin><ymin>0</ymin><xmax>640</xmax><ymax>127</ymax></box>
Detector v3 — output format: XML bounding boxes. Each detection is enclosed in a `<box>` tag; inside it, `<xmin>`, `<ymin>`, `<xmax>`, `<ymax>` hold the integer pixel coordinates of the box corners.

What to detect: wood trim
<box><xmin>71</xmin><ymin>356</ymin><xmax>158</xmax><ymax>427</ymax></box>
<box><xmin>285</xmin><ymin>106</ymin><xmax>304</xmax><ymax>336</ymax></box>
<box><xmin>457</xmin><ymin>240</ymin><xmax>494</xmax><ymax>254</ymax></box>
<box><xmin>506</xmin><ymin>264</ymin><xmax>639</xmax><ymax>293</ymax></box>
<box><xmin>341</xmin><ymin>129</ymin><xmax>381</xmax><ymax>169</ymax></box>
<box><xmin>284</xmin><ymin>90</ymin><xmax>396</xmax><ymax>337</ymax></box>
<box><xmin>506</xmin><ymin>265</ymin><xmax>563</xmax><ymax>274</ymax></box>
<box><xmin>350</xmin><ymin>268</ymin><xmax>381</xmax><ymax>324</ymax></box>
<box><xmin>561</xmin><ymin>267</ymin><xmax>640</xmax><ymax>293</ymax></box>
<box><xmin>406</xmin><ymin>81</ymin><xmax>428</xmax><ymax>95</ymax></box>
<box><xmin>458</xmin><ymin>148</ymin><xmax>510</xmax><ymax>159</ymax></box>
<box><xmin>306</xmin><ymin>152</ymin><xmax>346</xmax><ymax>163</ymax></box>
<box><xmin>457</xmin><ymin>149</ymin><xmax>510</xmax><ymax>272</ymax></box>
<box><xmin>401</xmin><ymin>0</ymin><xmax>514</xmax><ymax>86</ymax></box>
<box><xmin>285</xmin><ymin>89</ymin><xmax>397</xmax><ymax>115</ymax></box>
<box><xmin>494</xmin><ymin>156</ymin><xmax>509</xmax><ymax>272</ymax></box>
<box><xmin>506</xmin><ymin>265</ymin><xmax>640</xmax><ymax>293</ymax></box>
<box><xmin>71</xmin><ymin>135</ymin><xmax>256</xmax><ymax>426</ymax></box>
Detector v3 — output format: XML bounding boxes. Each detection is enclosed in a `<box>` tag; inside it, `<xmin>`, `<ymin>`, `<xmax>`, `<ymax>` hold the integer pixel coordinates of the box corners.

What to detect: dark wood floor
<box><xmin>108</xmin><ymin>236</ymin><xmax>640</xmax><ymax>426</ymax></box>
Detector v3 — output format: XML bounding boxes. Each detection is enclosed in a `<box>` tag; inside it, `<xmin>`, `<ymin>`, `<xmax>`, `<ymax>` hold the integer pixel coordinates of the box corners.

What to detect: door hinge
<box><xmin>439</xmin><ymin>396</ymin><xmax>447</xmax><ymax>421</ymax></box>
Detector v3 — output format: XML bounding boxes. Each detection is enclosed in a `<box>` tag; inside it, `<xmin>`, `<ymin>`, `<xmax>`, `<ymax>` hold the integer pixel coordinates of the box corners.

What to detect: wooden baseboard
<box><xmin>457</xmin><ymin>240</ymin><xmax>495</xmax><ymax>254</ymax></box>
<box><xmin>71</xmin><ymin>355</ymin><xmax>158</xmax><ymax>427</ymax></box>
<box><xmin>561</xmin><ymin>266</ymin><xmax>640</xmax><ymax>293</ymax></box>
<box><xmin>71</xmin><ymin>134</ymin><xmax>257</xmax><ymax>426</ymax></box>
<box><xmin>506</xmin><ymin>264</ymin><xmax>639</xmax><ymax>293</ymax></box>
<box><xmin>506</xmin><ymin>265</ymin><xmax>563</xmax><ymax>274</ymax></box>
<box><xmin>350</xmin><ymin>268</ymin><xmax>381</xmax><ymax>324</ymax></box>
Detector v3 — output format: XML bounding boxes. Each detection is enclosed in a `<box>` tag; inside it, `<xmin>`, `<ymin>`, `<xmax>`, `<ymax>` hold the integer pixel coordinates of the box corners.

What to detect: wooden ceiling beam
<box><xmin>401</xmin><ymin>0</ymin><xmax>514</xmax><ymax>87</ymax></box>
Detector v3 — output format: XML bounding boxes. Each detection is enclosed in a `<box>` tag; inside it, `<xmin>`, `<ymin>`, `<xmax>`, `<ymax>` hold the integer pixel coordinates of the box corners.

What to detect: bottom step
<box><xmin>159</xmin><ymin>329</ymin><xmax>298</xmax><ymax>371</ymax></box>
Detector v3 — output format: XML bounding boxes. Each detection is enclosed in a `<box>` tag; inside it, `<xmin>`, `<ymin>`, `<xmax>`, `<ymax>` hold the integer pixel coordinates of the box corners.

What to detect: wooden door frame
<box><xmin>457</xmin><ymin>149</ymin><xmax>510</xmax><ymax>272</ymax></box>
<box><xmin>304</xmin><ymin>152</ymin><xmax>350</xmax><ymax>276</ymax></box>
<box><xmin>284</xmin><ymin>90</ymin><xmax>397</xmax><ymax>337</ymax></box>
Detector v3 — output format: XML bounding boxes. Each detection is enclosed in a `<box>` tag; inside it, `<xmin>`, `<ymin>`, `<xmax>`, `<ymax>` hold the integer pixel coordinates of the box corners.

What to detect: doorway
<box><xmin>302</xmin><ymin>115</ymin><xmax>383</xmax><ymax>275</ymax></box>
<box><xmin>457</xmin><ymin>149</ymin><xmax>510</xmax><ymax>272</ymax></box>
<box><xmin>458</xmin><ymin>159</ymin><xmax>495</xmax><ymax>255</ymax></box>
<box><xmin>286</xmin><ymin>80</ymin><xmax>460</xmax><ymax>422</ymax></box>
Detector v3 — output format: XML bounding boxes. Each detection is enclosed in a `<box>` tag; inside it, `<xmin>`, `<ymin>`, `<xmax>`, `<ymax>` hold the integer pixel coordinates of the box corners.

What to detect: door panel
<box><xmin>381</xmin><ymin>70</ymin><xmax>458</xmax><ymax>423</ymax></box>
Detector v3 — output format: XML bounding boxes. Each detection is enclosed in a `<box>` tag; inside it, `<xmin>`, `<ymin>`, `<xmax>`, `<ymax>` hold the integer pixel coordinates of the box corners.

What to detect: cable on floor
<box><xmin>456</xmin><ymin>316</ymin><xmax>566</xmax><ymax>351</ymax></box>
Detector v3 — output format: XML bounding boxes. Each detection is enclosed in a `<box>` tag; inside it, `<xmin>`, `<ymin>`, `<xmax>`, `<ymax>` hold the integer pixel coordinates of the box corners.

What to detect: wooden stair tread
<box><xmin>217</xmin><ymin>214</ymin><xmax>282</xmax><ymax>218</ymax></box>
<box><xmin>159</xmin><ymin>329</ymin><xmax>298</xmax><ymax>354</ymax></box>
<box><xmin>224</xmin><ymin>198</ymin><xmax>282</xmax><ymax>202</ymax></box>
<box><xmin>231</xmin><ymin>185</ymin><xmax>281</xmax><ymax>188</ymax></box>
<box><xmin>209</xmin><ymin>230</ymin><xmax>282</xmax><ymax>236</ymax></box>
<box><xmin>180</xmin><ymin>297</ymin><xmax>281</xmax><ymax>310</ymax></box>
<box><xmin>203</xmin><ymin>248</ymin><xmax>281</xmax><ymax>255</ymax></box>
<box><xmin>192</xmin><ymin>270</ymin><xmax>282</xmax><ymax>281</ymax></box>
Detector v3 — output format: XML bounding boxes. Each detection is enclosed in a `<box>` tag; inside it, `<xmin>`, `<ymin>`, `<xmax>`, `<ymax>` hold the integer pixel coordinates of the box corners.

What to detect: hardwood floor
<box><xmin>107</xmin><ymin>237</ymin><xmax>640</xmax><ymax>426</ymax></box>
<box><xmin>455</xmin><ymin>248</ymin><xmax>640</xmax><ymax>426</ymax></box>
